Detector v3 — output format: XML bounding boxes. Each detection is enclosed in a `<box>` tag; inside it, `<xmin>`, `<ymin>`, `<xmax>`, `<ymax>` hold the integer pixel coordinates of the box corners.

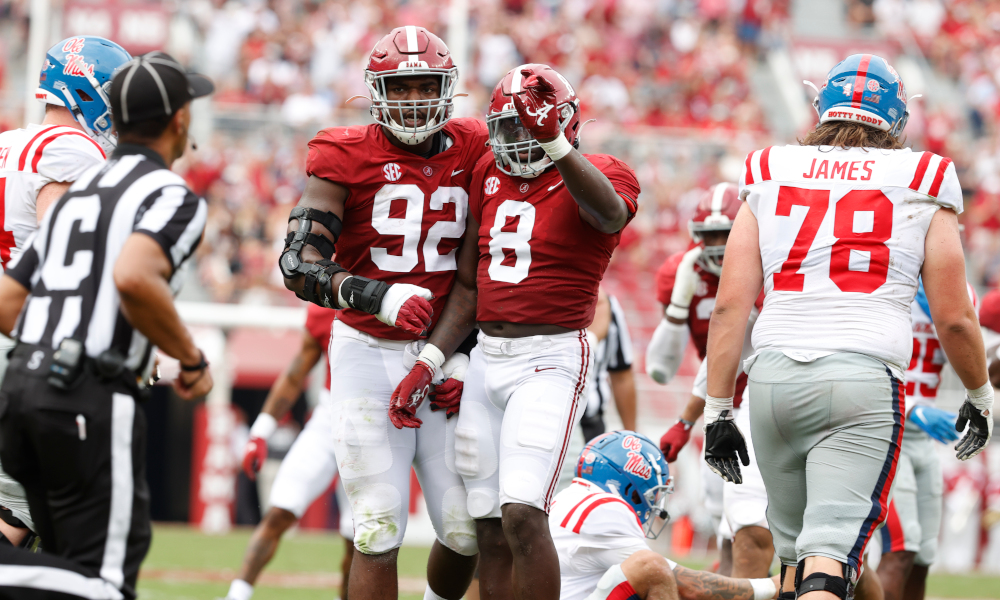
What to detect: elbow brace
<box><xmin>280</xmin><ymin>207</ymin><xmax>346</xmax><ymax>308</ymax></box>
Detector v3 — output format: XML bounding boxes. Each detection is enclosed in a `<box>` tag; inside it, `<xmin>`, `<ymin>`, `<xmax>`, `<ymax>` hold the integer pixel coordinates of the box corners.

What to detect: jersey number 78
<box><xmin>772</xmin><ymin>186</ymin><xmax>893</xmax><ymax>294</ymax></box>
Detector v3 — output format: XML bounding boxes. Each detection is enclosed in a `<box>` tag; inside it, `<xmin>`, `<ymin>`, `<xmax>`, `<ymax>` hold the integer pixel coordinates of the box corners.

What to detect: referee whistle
<box><xmin>76</xmin><ymin>415</ymin><xmax>87</xmax><ymax>441</ymax></box>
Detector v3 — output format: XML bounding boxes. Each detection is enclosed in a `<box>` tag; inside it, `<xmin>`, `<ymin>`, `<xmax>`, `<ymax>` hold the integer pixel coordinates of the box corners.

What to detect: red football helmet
<box><xmin>689</xmin><ymin>182</ymin><xmax>740</xmax><ymax>276</ymax></box>
<box><xmin>486</xmin><ymin>64</ymin><xmax>581</xmax><ymax>178</ymax></box>
<box><xmin>365</xmin><ymin>26</ymin><xmax>458</xmax><ymax>145</ymax></box>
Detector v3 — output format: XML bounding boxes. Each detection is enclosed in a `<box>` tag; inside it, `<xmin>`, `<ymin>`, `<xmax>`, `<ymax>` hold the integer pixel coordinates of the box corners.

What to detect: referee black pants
<box><xmin>0</xmin><ymin>352</ymin><xmax>150</xmax><ymax>600</ymax></box>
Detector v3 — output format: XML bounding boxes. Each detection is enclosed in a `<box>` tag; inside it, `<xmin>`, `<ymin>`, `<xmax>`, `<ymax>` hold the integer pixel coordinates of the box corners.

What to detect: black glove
<box><xmin>705</xmin><ymin>410</ymin><xmax>750</xmax><ymax>484</ymax></box>
<box><xmin>955</xmin><ymin>399</ymin><xmax>993</xmax><ymax>461</ymax></box>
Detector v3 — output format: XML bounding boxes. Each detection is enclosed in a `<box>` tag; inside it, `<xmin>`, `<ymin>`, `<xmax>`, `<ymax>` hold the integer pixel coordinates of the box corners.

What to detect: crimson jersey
<box><xmin>656</xmin><ymin>252</ymin><xmax>718</xmax><ymax>358</ymax></box>
<box><xmin>469</xmin><ymin>153</ymin><xmax>640</xmax><ymax>329</ymax></box>
<box><xmin>656</xmin><ymin>251</ymin><xmax>763</xmax><ymax>406</ymax></box>
<box><xmin>306</xmin><ymin>119</ymin><xmax>489</xmax><ymax>340</ymax></box>
<box><xmin>305</xmin><ymin>303</ymin><xmax>335</xmax><ymax>390</ymax></box>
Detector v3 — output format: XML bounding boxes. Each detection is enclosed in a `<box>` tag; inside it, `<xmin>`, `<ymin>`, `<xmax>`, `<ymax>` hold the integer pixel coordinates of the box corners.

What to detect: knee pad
<box><xmin>438</xmin><ymin>486</ymin><xmax>478</xmax><ymax>556</ymax></box>
<box><xmin>794</xmin><ymin>560</ymin><xmax>851</xmax><ymax>600</ymax></box>
<box><xmin>584</xmin><ymin>564</ymin><xmax>640</xmax><ymax>600</ymax></box>
<box><xmin>467</xmin><ymin>488</ymin><xmax>501</xmax><ymax>519</ymax></box>
<box><xmin>348</xmin><ymin>483</ymin><xmax>403</xmax><ymax>555</ymax></box>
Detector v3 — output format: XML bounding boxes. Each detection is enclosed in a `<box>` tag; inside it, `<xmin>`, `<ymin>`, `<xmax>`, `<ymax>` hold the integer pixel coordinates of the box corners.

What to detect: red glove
<box><xmin>395</xmin><ymin>297</ymin><xmax>433</xmax><ymax>337</ymax></box>
<box><xmin>511</xmin><ymin>70</ymin><xmax>560</xmax><ymax>141</ymax></box>
<box><xmin>660</xmin><ymin>420</ymin><xmax>693</xmax><ymax>463</ymax></box>
<box><xmin>430</xmin><ymin>378</ymin><xmax>463</xmax><ymax>419</ymax></box>
<box><xmin>390</xmin><ymin>361</ymin><xmax>435</xmax><ymax>429</ymax></box>
<box><xmin>375</xmin><ymin>283</ymin><xmax>434</xmax><ymax>337</ymax></box>
<box><xmin>241</xmin><ymin>437</ymin><xmax>268</xmax><ymax>480</ymax></box>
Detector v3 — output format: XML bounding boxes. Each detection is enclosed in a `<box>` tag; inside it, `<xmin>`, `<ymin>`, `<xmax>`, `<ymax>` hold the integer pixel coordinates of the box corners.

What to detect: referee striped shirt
<box><xmin>585</xmin><ymin>295</ymin><xmax>634</xmax><ymax>418</ymax></box>
<box><xmin>5</xmin><ymin>144</ymin><xmax>207</xmax><ymax>377</ymax></box>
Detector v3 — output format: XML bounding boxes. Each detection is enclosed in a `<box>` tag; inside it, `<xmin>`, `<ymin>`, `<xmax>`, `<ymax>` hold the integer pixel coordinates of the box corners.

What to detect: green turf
<box><xmin>144</xmin><ymin>524</ymin><xmax>430</xmax><ymax>577</ymax></box>
<box><xmin>140</xmin><ymin>524</ymin><xmax>1000</xmax><ymax>599</ymax></box>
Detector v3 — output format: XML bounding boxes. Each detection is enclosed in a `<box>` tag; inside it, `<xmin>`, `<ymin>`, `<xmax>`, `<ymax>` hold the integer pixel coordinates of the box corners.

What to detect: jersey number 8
<box><xmin>773</xmin><ymin>186</ymin><xmax>893</xmax><ymax>294</ymax></box>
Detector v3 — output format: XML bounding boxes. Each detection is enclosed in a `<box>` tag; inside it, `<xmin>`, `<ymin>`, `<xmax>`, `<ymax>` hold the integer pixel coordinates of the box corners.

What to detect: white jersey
<box><xmin>0</xmin><ymin>123</ymin><xmax>106</xmax><ymax>265</ymax></box>
<box><xmin>742</xmin><ymin>145</ymin><xmax>962</xmax><ymax>377</ymax></box>
<box><xmin>905</xmin><ymin>282</ymin><xmax>977</xmax><ymax>410</ymax></box>
<box><xmin>549</xmin><ymin>478</ymin><xmax>676</xmax><ymax>600</ymax></box>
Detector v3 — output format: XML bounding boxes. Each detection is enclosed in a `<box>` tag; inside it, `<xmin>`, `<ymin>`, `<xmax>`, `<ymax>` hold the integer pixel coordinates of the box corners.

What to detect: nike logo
<box><xmin>534</xmin><ymin>367</ymin><xmax>557</xmax><ymax>372</ymax></box>
<box><xmin>548</xmin><ymin>181</ymin><xmax>564</xmax><ymax>191</ymax></box>
<box><xmin>452</xmin><ymin>169</ymin><xmax>464</xmax><ymax>176</ymax></box>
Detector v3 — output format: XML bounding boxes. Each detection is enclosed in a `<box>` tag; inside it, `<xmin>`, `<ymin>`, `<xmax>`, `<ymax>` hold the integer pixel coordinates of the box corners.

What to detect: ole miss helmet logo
<box><xmin>63</xmin><ymin>54</ymin><xmax>95</xmax><ymax>78</ymax></box>
<box><xmin>485</xmin><ymin>176</ymin><xmax>500</xmax><ymax>195</ymax></box>
<box><xmin>621</xmin><ymin>435</ymin><xmax>652</xmax><ymax>480</ymax></box>
<box><xmin>62</xmin><ymin>38</ymin><xmax>85</xmax><ymax>53</ymax></box>
<box><xmin>383</xmin><ymin>163</ymin><xmax>402</xmax><ymax>182</ymax></box>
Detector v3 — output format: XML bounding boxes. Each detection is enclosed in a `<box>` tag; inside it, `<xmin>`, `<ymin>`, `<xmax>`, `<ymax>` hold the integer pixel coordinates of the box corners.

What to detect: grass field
<box><xmin>139</xmin><ymin>524</ymin><xmax>1000</xmax><ymax>599</ymax></box>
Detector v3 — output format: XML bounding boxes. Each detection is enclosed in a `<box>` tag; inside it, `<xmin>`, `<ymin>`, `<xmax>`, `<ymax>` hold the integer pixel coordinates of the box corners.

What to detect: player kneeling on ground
<box><xmin>554</xmin><ymin>431</ymin><xmax>778</xmax><ymax>600</ymax></box>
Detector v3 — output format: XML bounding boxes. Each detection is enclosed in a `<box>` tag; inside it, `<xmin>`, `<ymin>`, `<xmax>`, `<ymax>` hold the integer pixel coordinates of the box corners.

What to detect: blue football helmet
<box><xmin>810</xmin><ymin>53</ymin><xmax>909</xmax><ymax>138</ymax></box>
<box><xmin>36</xmin><ymin>36</ymin><xmax>132</xmax><ymax>150</ymax></box>
<box><xmin>576</xmin><ymin>430</ymin><xmax>674</xmax><ymax>539</ymax></box>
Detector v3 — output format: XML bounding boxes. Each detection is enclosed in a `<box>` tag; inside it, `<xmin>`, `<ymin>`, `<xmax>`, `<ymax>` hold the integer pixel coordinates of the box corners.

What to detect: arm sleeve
<box><xmin>606</xmin><ymin>296</ymin><xmax>634</xmax><ymax>371</ymax></box>
<box><xmin>34</xmin><ymin>134</ymin><xmax>106</xmax><ymax>186</ymax></box>
<box><xmin>134</xmin><ymin>185</ymin><xmax>208</xmax><ymax>272</ymax></box>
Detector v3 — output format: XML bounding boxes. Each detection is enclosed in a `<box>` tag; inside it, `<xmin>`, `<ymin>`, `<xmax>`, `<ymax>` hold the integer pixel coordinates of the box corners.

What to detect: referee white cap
<box><xmin>110</xmin><ymin>51</ymin><xmax>214</xmax><ymax>124</ymax></box>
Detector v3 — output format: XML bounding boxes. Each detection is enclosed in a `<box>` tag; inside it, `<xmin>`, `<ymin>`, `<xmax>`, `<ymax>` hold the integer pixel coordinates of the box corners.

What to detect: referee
<box><xmin>0</xmin><ymin>52</ymin><xmax>213</xmax><ymax>600</ymax></box>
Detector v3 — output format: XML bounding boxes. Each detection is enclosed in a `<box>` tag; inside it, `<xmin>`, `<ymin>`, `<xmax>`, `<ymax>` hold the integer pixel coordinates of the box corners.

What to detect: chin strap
<box><xmin>280</xmin><ymin>207</ymin><xmax>346</xmax><ymax>308</ymax></box>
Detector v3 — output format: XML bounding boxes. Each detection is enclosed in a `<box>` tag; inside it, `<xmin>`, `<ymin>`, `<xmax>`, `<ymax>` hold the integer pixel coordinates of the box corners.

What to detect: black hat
<box><xmin>110</xmin><ymin>52</ymin><xmax>214</xmax><ymax>124</ymax></box>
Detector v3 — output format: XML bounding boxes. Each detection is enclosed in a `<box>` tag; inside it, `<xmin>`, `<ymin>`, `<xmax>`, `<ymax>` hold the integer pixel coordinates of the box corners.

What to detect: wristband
<box><xmin>966</xmin><ymin>381</ymin><xmax>995</xmax><ymax>412</ymax></box>
<box><xmin>749</xmin><ymin>577</ymin><xmax>777</xmax><ymax>600</ymax></box>
<box><xmin>665</xmin><ymin>303</ymin><xmax>689</xmax><ymax>321</ymax></box>
<box><xmin>538</xmin><ymin>135</ymin><xmax>573</xmax><ymax>161</ymax></box>
<box><xmin>180</xmin><ymin>350</ymin><xmax>208</xmax><ymax>372</ymax></box>
<box><xmin>678</xmin><ymin>417</ymin><xmax>695</xmax><ymax>430</ymax></box>
<box><xmin>703</xmin><ymin>395</ymin><xmax>735</xmax><ymax>430</ymax></box>
<box><xmin>250</xmin><ymin>413</ymin><xmax>278</xmax><ymax>440</ymax></box>
<box><xmin>417</xmin><ymin>343</ymin><xmax>446</xmax><ymax>371</ymax></box>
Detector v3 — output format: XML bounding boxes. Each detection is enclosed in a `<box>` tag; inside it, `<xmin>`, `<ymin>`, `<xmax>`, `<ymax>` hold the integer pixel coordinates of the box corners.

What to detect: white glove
<box><xmin>441</xmin><ymin>352</ymin><xmax>469</xmax><ymax>382</ymax></box>
<box><xmin>666</xmin><ymin>246</ymin><xmax>703</xmax><ymax>320</ymax></box>
<box><xmin>645</xmin><ymin>318</ymin><xmax>689</xmax><ymax>384</ymax></box>
<box><xmin>374</xmin><ymin>283</ymin><xmax>434</xmax><ymax>329</ymax></box>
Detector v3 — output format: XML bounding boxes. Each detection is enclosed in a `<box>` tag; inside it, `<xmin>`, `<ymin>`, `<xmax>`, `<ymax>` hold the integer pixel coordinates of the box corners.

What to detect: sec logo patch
<box><xmin>519</xmin><ymin>183</ymin><xmax>529</xmax><ymax>193</ymax></box>
<box><xmin>422</xmin><ymin>166</ymin><xmax>433</xmax><ymax>177</ymax></box>
<box><xmin>383</xmin><ymin>163</ymin><xmax>402</xmax><ymax>181</ymax></box>
<box><xmin>866</xmin><ymin>79</ymin><xmax>879</xmax><ymax>92</ymax></box>
<box><xmin>485</xmin><ymin>176</ymin><xmax>500</xmax><ymax>195</ymax></box>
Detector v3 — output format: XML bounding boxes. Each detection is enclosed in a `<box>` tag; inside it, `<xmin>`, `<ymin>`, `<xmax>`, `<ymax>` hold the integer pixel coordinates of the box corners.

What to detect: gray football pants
<box><xmin>747</xmin><ymin>350</ymin><xmax>904</xmax><ymax>576</ymax></box>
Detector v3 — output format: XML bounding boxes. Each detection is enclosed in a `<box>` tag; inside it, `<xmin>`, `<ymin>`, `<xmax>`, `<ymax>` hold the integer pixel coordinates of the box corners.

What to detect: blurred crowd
<box><xmin>164</xmin><ymin>0</ymin><xmax>787</xmax><ymax>305</ymax></box>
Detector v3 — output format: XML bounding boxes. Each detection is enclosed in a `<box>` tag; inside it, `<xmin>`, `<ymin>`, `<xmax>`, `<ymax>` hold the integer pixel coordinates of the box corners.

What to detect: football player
<box><xmin>279</xmin><ymin>26</ymin><xmax>486</xmax><ymax>600</ymax></box>
<box><xmin>876</xmin><ymin>280</ymin><xmax>977</xmax><ymax>600</ymax></box>
<box><xmin>0</xmin><ymin>35</ymin><xmax>130</xmax><ymax>549</ymax></box>
<box><xmin>705</xmin><ymin>54</ymin><xmax>992</xmax><ymax>600</ymax></box>
<box><xmin>226</xmin><ymin>304</ymin><xmax>354</xmax><ymax>600</ymax></box>
<box><xmin>581</xmin><ymin>287</ymin><xmax>637</xmax><ymax>440</ymax></box>
<box><xmin>650</xmin><ymin>185</ymin><xmax>771</xmax><ymax>579</ymax></box>
<box><xmin>558</xmin><ymin>431</ymin><xmax>778</xmax><ymax>600</ymax></box>
<box><xmin>390</xmin><ymin>64</ymin><xmax>640</xmax><ymax>600</ymax></box>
